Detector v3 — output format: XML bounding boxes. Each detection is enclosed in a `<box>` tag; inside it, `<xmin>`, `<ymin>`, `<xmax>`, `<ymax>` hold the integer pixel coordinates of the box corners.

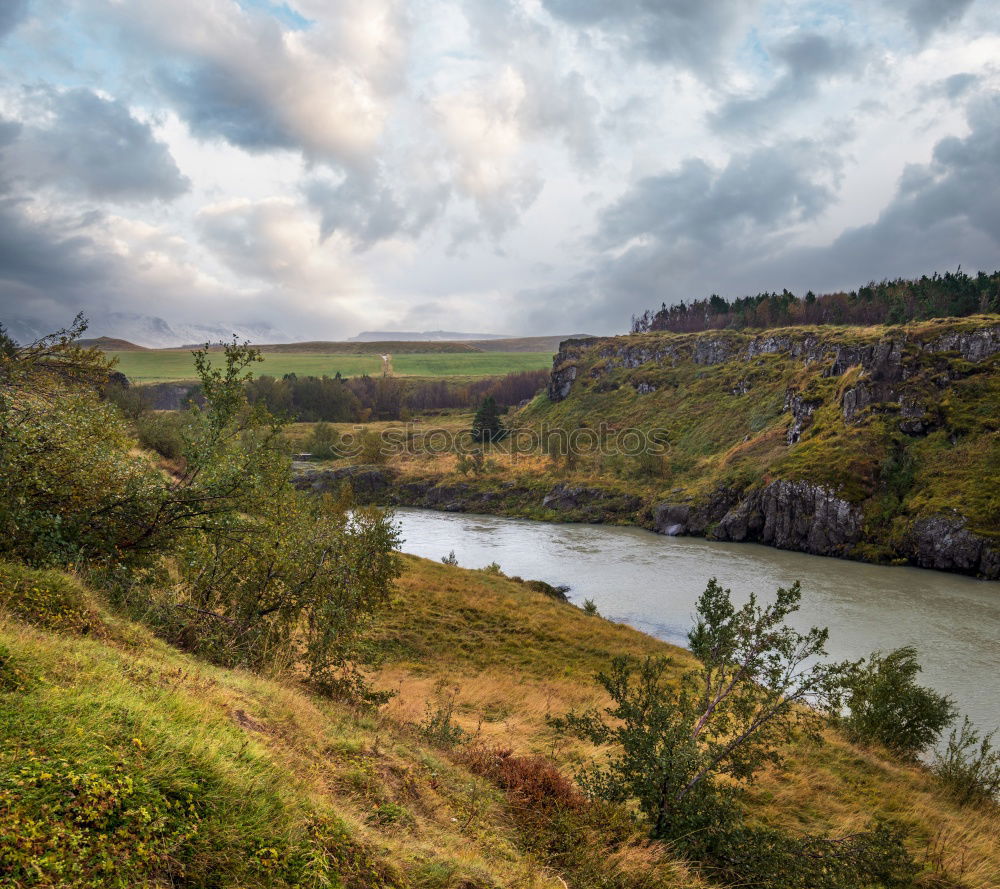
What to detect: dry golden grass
<box><xmin>371</xmin><ymin>556</ymin><xmax>1000</xmax><ymax>889</ymax></box>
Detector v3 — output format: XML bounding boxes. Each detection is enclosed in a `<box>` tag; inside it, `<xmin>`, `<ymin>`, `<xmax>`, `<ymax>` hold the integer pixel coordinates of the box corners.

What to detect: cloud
<box><xmin>893</xmin><ymin>0</ymin><xmax>975</xmax><ymax>41</ymax></box>
<box><xmin>920</xmin><ymin>72</ymin><xmax>980</xmax><ymax>101</ymax></box>
<box><xmin>99</xmin><ymin>0</ymin><xmax>407</xmax><ymax>166</ymax></box>
<box><xmin>537</xmin><ymin>91</ymin><xmax>1000</xmax><ymax>336</ymax></box>
<box><xmin>432</xmin><ymin>67</ymin><xmax>545</xmax><ymax>240</ymax></box>
<box><xmin>598</xmin><ymin>139</ymin><xmax>840</xmax><ymax>252</ymax></box>
<box><xmin>0</xmin><ymin>0</ymin><xmax>28</xmax><ymax>41</ymax></box>
<box><xmin>539</xmin><ymin>0</ymin><xmax>754</xmax><ymax>72</ymax></box>
<box><xmin>3</xmin><ymin>88</ymin><xmax>189</xmax><ymax>201</ymax></box>
<box><xmin>797</xmin><ymin>91</ymin><xmax>1000</xmax><ymax>278</ymax></box>
<box><xmin>711</xmin><ymin>32</ymin><xmax>865</xmax><ymax>133</ymax></box>
<box><xmin>305</xmin><ymin>169</ymin><xmax>450</xmax><ymax>248</ymax></box>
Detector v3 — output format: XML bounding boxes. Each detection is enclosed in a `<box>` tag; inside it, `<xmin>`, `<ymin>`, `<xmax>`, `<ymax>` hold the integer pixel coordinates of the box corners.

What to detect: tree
<box><xmin>552</xmin><ymin>580</ymin><xmax>853</xmax><ymax>838</ymax></box>
<box><xmin>0</xmin><ymin>316</ymin><xmax>166</xmax><ymax>567</ymax></box>
<box><xmin>551</xmin><ymin>580</ymin><xmax>916</xmax><ymax>887</ymax></box>
<box><xmin>471</xmin><ymin>395</ymin><xmax>505</xmax><ymax>443</ymax></box>
<box><xmin>151</xmin><ymin>340</ymin><xmax>402</xmax><ymax>698</ymax></box>
<box><xmin>842</xmin><ymin>646</ymin><xmax>956</xmax><ymax>758</ymax></box>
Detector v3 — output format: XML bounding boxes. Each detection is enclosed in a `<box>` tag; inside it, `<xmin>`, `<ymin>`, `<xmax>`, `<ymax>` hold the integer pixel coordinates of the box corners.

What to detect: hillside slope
<box><xmin>522</xmin><ymin>316</ymin><xmax>1000</xmax><ymax>577</ymax></box>
<box><xmin>3</xmin><ymin>556</ymin><xmax>999</xmax><ymax>887</ymax></box>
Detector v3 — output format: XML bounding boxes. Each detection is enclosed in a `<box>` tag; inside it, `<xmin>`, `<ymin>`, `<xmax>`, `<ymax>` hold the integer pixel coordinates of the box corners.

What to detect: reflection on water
<box><xmin>394</xmin><ymin>508</ymin><xmax>1000</xmax><ymax>733</ymax></box>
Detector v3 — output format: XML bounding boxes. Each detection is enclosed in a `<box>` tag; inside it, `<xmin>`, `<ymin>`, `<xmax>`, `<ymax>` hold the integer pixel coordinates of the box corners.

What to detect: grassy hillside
<box><xmin>2</xmin><ymin>555</ymin><xmax>998</xmax><ymax>888</ymax></box>
<box><xmin>108</xmin><ymin>350</ymin><xmax>553</xmax><ymax>383</ymax></box>
<box><xmin>523</xmin><ymin>317</ymin><xmax>1000</xmax><ymax>544</ymax></box>
<box><xmin>330</xmin><ymin>316</ymin><xmax>998</xmax><ymax>576</ymax></box>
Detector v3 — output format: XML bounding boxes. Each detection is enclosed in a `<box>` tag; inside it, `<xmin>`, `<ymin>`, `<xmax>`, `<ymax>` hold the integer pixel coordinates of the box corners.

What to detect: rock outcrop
<box><xmin>711</xmin><ymin>481</ymin><xmax>864</xmax><ymax>557</ymax></box>
<box><xmin>293</xmin><ymin>464</ymin><xmax>395</xmax><ymax>498</ymax></box>
<box><xmin>541</xmin><ymin>483</ymin><xmax>642</xmax><ymax>522</ymax></box>
<box><xmin>904</xmin><ymin>516</ymin><xmax>1000</xmax><ymax>577</ymax></box>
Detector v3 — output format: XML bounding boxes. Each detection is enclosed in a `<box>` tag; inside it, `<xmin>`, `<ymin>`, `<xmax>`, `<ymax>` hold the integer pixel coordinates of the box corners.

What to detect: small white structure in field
<box><xmin>380</xmin><ymin>353</ymin><xmax>392</xmax><ymax>376</ymax></box>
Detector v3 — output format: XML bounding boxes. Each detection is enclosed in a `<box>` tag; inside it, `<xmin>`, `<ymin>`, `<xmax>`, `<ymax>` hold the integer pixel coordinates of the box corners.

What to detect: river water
<box><xmin>393</xmin><ymin>507</ymin><xmax>1000</xmax><ymax>734</ymax></box>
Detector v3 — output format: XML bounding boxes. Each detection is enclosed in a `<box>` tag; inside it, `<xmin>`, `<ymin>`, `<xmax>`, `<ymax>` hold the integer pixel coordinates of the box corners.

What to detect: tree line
<box><xmin>207</xmin><ymin>367</ymin><xmax>547</xmax><ymax>423</ymax></box>
<box><xmin>631</xmin><ymin>269</ymin><xmax>1000</xmax><ymax>334</ymax></box>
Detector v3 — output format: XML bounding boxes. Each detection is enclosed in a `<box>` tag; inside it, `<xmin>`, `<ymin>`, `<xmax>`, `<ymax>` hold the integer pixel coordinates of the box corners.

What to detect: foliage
<box><xmin>842</xmin><ymin>646</ymin><xmax>957</xmax><ymax>758</ymax></box>
<box><xmin>419</xmin><ymin>679</ymin><xmax>468</xmax><ymax>747</ymax></box>
<box><xmin>582</xmin><ymin>598</ymin><xmax>599</xmax><ymax>616</ymax></box>
<box><xmin>0</xmin><ymin>383</ymin><xmax>167</xmax><ymax>568</ymax></box>
<box><xmin>135</xmin><ymin>410</ymin><xmax>186</xmax><ymax>460</ymax></box>
<box><xmin>440</xmin><ymin>550</ymin><xmax>458</xmax><ymax>566</ymax></box>
<box><xmin>304</xmin><ymin>420</ymin><xmax>340</xmax><ymax>459</ymax></box>
<box><xmin>223</xmin><ymin>366</ymin><xmax>548</xmax><ymax>423</ymax></box>
<box><xmin>148</xmin><ymin>344</ymin><xmax>402</xmax><ymax>689</ymax></box>
<box><xmin>933</xmin><ymin>716</ymin><xmax>1000</xmax><ymax>806</ymax></box>
<box><xmin>545</xmin><ymin>580</ymin><xmax>916</xmax><ymax>887</ymax></box>
<box><xmin>553</xmin><ymin>580</ymin><xmax>853</xmax><ymax>841</ymax></box>
<box><xmin>471</xmin><ymin>395</ymin><xmax>506</xmax><ymax>443</ymax></box>
<box><xmin>631</xmin><ymin>268</ymin><xmax>1000</xmax><ymax>334</ymax></box>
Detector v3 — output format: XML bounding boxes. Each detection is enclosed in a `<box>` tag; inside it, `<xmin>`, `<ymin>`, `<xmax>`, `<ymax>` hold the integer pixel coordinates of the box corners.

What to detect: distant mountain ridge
<box><xmin>350</xmin><ymin>330</ymin><xmax>508</xmax><ymax>342</ymax></box>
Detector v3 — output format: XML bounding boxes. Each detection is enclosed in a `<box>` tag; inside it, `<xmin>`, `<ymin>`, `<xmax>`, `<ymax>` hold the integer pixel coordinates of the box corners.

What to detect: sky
<box><xmin>0</xmin><ymin>0</ymin><xmax>998</xmax><ymax>344</ymax></box>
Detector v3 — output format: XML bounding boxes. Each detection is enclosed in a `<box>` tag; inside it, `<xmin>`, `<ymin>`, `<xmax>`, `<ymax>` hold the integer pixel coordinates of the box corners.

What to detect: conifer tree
<box><xmin>471</xmin><ymin>395</ymin><xmax>505</xmax><ymax>443</ymax></box>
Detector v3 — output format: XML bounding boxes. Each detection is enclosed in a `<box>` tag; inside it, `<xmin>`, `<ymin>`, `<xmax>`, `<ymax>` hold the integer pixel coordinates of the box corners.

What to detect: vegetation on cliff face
<box><xmin>519</xmin><ymin>316</ymin><xmax>1000</xmax><ymax>576</ymax></box>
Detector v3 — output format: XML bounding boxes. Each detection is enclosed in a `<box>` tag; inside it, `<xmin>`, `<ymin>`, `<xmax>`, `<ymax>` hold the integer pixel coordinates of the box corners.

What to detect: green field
<box><xmin>108</xmin><ymin>350</ymin><xmax>553</xmax><ymax>383</ymax></box>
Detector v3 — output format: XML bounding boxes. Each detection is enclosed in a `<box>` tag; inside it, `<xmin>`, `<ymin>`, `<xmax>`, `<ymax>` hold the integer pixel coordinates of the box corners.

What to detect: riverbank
<box><xmin>4</xmin><ymin>554</ymin><xmax>1000</xmax><ymax>888</ymax></box>
<box><xmin>292</xmin><ymin>460</ymin><xmax>1000</xmax><ymax>580</ymax></box>
<box><xmin>293</xmin><ymin>316</ymin><xmax>1000</xmax><ymax>580</ymax></box>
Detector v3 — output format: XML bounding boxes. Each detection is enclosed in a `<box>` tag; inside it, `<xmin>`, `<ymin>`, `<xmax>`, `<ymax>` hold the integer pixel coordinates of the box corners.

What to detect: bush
<box><xmin>842</xmin><ymin>646</ymin><xmax>956</xmax><ymax>758</ymax></box>
<box><xmin>582</xmin><ymin>598</ymin><xmax>599</xmax><ymax>616</ymax></box>
<box><xmin>441</xmin><ymin>551</ymin><xmax>458</xmax><ymax>566</ymax></box>
<box><xmin>0</xmin><ymin>561</ymin><xmax>104</xmax><ymax>635</ymax></box>
<box><xmin>419</xmin><ymin>680</ymin><xmax>467</xmax><ymax>747</ymax></box>
<box><xmin>304</xmin><ymin>421</ymin><xmax>340</xmax><ymax>459</ymax></box>
<box><xmin>135</xmin><ymin>411</ymin><xmax>186</xmax><ymax>460</ymax></box>
<box><xmin>933</xmin><ymin>716</ymin><xmax>1000</xmax><ymax>806</ymax></box>
<box><xmin>0</xmin><ymin>389</ymin><xmax>166</xmax><ymax>568</ymax></box>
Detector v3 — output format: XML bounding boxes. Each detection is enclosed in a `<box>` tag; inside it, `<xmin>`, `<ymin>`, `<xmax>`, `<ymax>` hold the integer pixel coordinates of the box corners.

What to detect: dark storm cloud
<box><xmin>711</xmin><ymin>32</ymin><xmax>864</xmax><ymax>133</ymax></box>
<box><xmin>157</xmin><ymin>60</ymin><xmax>295</xmax><ymax>154</ymax></box>
<box><xmin>541</xmin><ymin>92</ymin><xmax>1000</xmax><ymax>336</ymax></box>
<box><xmin>0</xmin><ymin>0</ymin><xmax>28</xmax><ymax>40</ymax></box>
<box><xmin>793</xmin><ymin>91</ymin><xmax>1000</xmax><ymax>279</ymax></box>
<box><xmin>540</xmin><ymin>0</ymin><xmax>751</xmax><ymax>71</ymax></box>
<box><xmin>893</xmin><ymin>0</ymin><xmax>975</xmax><ymax>40</ymax></box>
<box><xmin>598</xmin><ymin>139</ymin><xmax>838</xmax><ymax>251</ymax></box>
<box><xmin>305</xmin><ymin>171</ymin><xmax>450</xmax><ymax>249</ymax></box>
<box><xmin>7</xmin><ymin>88</ymin><xmax>189</xmax><ymax>201</ymax></box>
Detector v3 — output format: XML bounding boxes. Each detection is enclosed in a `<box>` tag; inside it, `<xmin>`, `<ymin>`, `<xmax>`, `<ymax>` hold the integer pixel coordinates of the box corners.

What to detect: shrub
<box><xmin>933</xmin><ymin>716</ymin><xmax>1000</xmax><ymax>806</ymax></box>
<box><xmin>305</xmin><ymin>421</ymin><xmax>339</xmax><ymax>460</ymax></box>
<box><xmin>842</xmin><ymin>646</ymin><xmax>956</xmax><ymax>758</ymax></box>
<box><xmin>582</xmin><ymin>598</ymin><xmax>599</xmax><ymax>616</ymax></box>
<box><xmin>135</xmin><ymin>411</ymin><xmax>186</xmax><ymax>460</ymax></box>
<box><xmin>549</xmin><ymin>580</ymin><xmax>913</xmax><ymax>887</ymax></box>
<box><xmin>0</xmin><ymin>561</ymin><xmax>103</xmax><ymax>634</ymax></box>
<box><xmin>419</xmin><ymin>680</ymin><xmax>467</xmax><ymax>747</ymax></box>
<box><xmin>441</xmin><ymin>551</ymin><xmax>459</xmax><ymax>566</ymax></box>
<box><xmin>0</xmin><ymin>387</ymin><xmax>167</xmax><ymax>568</ymax></box>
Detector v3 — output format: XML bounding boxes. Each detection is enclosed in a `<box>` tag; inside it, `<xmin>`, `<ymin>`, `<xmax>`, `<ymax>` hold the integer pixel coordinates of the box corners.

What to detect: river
<box><xmin>393</xmin><ymin>507</ymin><xmax>1000</xmax><ymax>735</ymax></box>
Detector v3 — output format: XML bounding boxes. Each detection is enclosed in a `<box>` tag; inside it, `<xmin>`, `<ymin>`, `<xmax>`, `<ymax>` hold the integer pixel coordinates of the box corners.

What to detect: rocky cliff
<box><xmin>528</xmin><ymin>317</ymin><xmax>1000</xmax><ymax>578</ymax></box>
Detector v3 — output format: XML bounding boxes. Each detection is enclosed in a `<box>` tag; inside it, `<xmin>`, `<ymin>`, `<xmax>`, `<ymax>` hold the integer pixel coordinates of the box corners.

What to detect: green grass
<box><xmin>108</xmin><ymin>351</ymin><xmax>553</xmax><ymax>383</ymax></box>
<box><xmin>3</xmin><ymin>556</ymin><xmax>1000</xmax><ymax>887</ymax></box>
